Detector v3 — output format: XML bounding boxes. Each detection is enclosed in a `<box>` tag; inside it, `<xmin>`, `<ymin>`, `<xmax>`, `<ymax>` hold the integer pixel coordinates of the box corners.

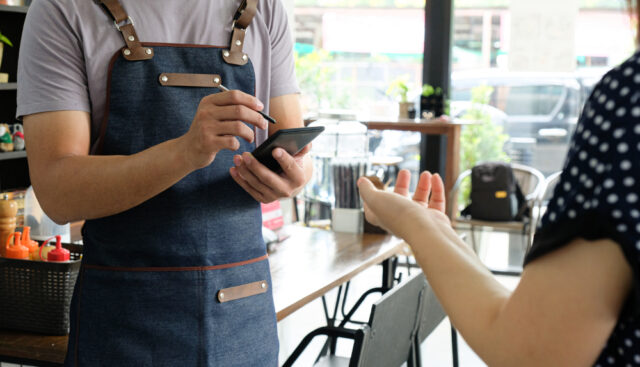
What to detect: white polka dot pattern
<box><xmin>526</xmin><ymin>51</ymin><xmax>640</xmax><ymax>366</ymax></box>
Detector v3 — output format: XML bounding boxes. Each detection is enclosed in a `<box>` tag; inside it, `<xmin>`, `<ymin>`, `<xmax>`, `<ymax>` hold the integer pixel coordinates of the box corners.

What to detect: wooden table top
<box><xmin>364</xmin><ymin>117</ymin><xmax>470</xmax><ymax>133</ymax></box>
<box><xmin>271</xmin><ymin>225</ymin><xmax>405</xmax><ymax>321</ymax></box>
<box><xmin>0</xmin><ymin>225</ymin><xmax>405</xmax><ymax>365</ymax></box>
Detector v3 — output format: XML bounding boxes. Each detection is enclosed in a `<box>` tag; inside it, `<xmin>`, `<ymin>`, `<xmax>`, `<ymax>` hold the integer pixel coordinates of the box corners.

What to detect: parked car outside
<box><xmin>450</xmin><ymin>70</ymin><xmax>606</xmax><ymax>174</ymax></box>
<box><xmin>451</xmin><ymin>70</ymin><xmax>586</xmax><ymax>143</ymax></box>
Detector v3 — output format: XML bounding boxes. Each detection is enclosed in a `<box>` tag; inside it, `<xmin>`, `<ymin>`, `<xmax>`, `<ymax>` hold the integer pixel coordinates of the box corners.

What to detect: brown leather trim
<box><xmin>217</xmin><ymin>280</ymin><xmax>268</xmax><ymax>303</ymax></box>
<box><xmin>223</xmin><ymin>0</ymin><xmax>257</xmax><ymax>66</ymax></box>
<box><xmin>234</xmin><ymin>0</ymin><xmax>258</xmax><ymax>29</ymax></box>
<box><xmin>98</xmin><ymin>0</ymin><xmax>153</xmax><ymax>61</ymax></box>
<box><xmin>222</xmin><ymin>28</ymin><xmax>249</xmax><ymax>66</ymax></box>
<box><xmin>99</xmin><ymin>0</ymin><xmax>128</xmax><ymax>23</ymax></box>
<box><xmin>119</xmin><ymin>23</ymin><xmax>153</xmax><ymax>61</ymax></box>
<box><xmin>83</xmin><ymin>254</ymin><xmax>268</xmax><ymax>272</ymax></box>
<box><xmin>142</xmin><ymin>42</ymin><xmax>226</xmax><ymax>48</ymax></box>
<box><xmin>158</xmin><ymin>73</ymin><xmax>222</xmax><ymax>88</ymax></box>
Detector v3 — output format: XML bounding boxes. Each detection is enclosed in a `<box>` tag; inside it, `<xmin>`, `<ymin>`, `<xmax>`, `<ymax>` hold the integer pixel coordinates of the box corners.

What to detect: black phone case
<box><xmin>252</xmin><ymin>127</ymin><xmax>324</xmax><ymax>172</ymax></box>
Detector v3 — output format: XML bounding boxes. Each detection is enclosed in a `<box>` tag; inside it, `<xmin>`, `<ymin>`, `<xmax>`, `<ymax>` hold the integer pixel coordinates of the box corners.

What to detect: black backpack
<box><xmin>462</xmin><ymin>162</ymin><xmax>527</xmax><ymax>221</ymax></box>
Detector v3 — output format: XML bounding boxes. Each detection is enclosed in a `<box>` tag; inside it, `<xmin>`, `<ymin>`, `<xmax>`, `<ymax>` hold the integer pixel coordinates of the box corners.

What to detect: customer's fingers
<box><xmin>358</xmin><ymin>176</ymin><xmax>378</xmax><ymax>201</ymax></box>
<box><xmin>413</xmin><ymin>171</ymin><xmax>432</xmax><ymax>205</ymax></box>
<box><xmin>428</xmin><ymin>173</ymin><xmax>446</xmax><ymax>213</ymax></box>
<box><xmin>393</xmin><ymin>169</ymin><xmax>412</xmax><ymax>197</ymax></box>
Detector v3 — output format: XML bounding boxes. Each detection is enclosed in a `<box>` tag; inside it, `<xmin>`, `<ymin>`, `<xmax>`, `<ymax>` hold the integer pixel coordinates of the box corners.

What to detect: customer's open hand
<box><xmin>358</xmin><ymin>169</ymin><xmax>449</xmax><ymax>236</ymax></box>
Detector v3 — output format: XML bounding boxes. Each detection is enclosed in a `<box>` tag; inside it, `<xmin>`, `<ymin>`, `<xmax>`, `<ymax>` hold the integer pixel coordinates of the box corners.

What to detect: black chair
<box><xmin>408</xmin><ymin>276</ymin><xmax>447</xmax><ymax>367</ymax></box>
<box><xmin>448</xmin><ymin>163</ymin><xmax>546</xmax><ymax>254</ymax></box>
<box><xmin>283</xmin><ymin>272</ymin><xmax>442</xmax><ymax>367</ymax></box>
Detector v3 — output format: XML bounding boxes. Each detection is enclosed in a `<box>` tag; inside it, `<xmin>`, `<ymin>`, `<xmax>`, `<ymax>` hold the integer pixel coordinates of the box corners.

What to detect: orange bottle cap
<box><xmin>21</xmin><ymin>226</ymin><xmax>39</xmax><ymax>254</ymax></box>
<box><xmin>6</xmin><ymin>232</ymin><xmax>29</xmax><ymax>259</ymax></box>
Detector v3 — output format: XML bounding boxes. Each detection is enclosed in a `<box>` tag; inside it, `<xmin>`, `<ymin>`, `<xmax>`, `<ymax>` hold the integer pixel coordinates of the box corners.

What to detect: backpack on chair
<box><xmin>462</xmin><ymin>162</ymin><xmax>527</xmax><ymax>221</ymax></box>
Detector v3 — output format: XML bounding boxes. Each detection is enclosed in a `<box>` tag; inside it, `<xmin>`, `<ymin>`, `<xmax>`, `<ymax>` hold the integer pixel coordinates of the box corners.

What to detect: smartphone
<box><xmin>252</xmin><ymin>126</ymin><xmax>325</xmax><ymax>172</ymax></box>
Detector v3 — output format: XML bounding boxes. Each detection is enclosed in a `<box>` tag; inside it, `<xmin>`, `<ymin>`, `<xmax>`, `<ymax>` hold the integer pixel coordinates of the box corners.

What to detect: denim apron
<box><xmin>64</xmin><ymin>1</ymin><xmax>278</xmax><ymax>365</ymax></box>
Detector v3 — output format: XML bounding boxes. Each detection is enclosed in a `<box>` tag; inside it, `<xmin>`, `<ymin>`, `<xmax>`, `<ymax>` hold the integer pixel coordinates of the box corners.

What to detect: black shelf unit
<box><xmin>0</xmin><ymin>4</ymin><xmax>29</xmax><ymax>191</ymax></box>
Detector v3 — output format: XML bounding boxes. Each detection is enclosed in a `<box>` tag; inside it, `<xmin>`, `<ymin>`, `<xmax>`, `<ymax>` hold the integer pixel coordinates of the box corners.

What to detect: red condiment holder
<box><xmin>39</xmin><ymin>235</ymin><xmax>70</xmax><ymax>262</ymax></box>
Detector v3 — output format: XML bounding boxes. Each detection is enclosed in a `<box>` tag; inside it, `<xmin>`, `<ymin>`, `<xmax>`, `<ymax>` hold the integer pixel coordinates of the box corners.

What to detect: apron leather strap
<box><xmin>222</xmin><ymin>0</ymin><xmax>258</xmax><ymax>66</ymax></box>
<box><xmin>98</xmin><ymin>0</ymin><xmax>154</xmax><ymax>61</ymax></box>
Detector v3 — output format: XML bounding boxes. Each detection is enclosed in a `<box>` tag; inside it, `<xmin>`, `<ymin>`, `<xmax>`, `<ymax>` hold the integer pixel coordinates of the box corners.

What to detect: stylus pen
<box><xmin>217</xmin><ymin>84</ymin><xmax>277</xmax><ymax>124</ymax></box>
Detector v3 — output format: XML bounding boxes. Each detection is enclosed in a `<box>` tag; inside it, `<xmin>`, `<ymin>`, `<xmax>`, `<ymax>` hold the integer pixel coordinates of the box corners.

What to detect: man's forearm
<box><xmin>32</xmin><ymin>137</ymin><xmax>193</xmax><ymax>224</ymax></box>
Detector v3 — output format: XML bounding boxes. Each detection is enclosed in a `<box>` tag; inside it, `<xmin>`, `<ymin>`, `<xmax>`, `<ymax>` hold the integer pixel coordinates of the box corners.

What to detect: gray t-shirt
<box><xmin>17</xmin><ymin>0</ymin><xmax>299</xmax><ymax>147</ymax></box>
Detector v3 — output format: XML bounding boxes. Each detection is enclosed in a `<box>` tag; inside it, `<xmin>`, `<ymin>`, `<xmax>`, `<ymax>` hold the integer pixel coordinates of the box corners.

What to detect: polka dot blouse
<box><xmin>524</xmin><ymin>51</ymin><xmax>640</xmax><ymax>366</ymax></box>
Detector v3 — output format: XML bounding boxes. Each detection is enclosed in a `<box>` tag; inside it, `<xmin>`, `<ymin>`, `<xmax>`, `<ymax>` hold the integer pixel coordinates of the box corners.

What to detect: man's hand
<box><xmin>178</xmin><ymin>90</ymin><xmax>268</xmax><ymax>170</ymax></box>
<box><xmin>230</xmin><ymin>144</ymin><xmax>311</xmax><ymax>203</ymax></box>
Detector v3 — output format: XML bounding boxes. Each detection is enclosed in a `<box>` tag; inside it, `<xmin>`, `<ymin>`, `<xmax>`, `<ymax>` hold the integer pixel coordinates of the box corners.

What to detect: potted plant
<box><xmin>386</xmin><ymin>76</ymin><xmax>414</xmax><ymax>118</ymax></box>
<box><xmin>420</xmin><ymin>84</ymin><xmax>448</xmax><ymax>118</ymax></box>
<box><xmin>0</xmin><ymin>30</ymin><xmax>13</xmax><ymax>72</ymax></box>
<box><xmin>458</xmin><ymin>85</ymin><xmax>510</xmax><ymax>206</ymax></box>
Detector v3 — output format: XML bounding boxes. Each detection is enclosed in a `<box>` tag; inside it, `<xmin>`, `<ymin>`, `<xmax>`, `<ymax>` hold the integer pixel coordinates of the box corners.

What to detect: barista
<box><xmin>17</xmin><ymin>0</ymin><xmax>309</xmax><ymax>364</ymax></box>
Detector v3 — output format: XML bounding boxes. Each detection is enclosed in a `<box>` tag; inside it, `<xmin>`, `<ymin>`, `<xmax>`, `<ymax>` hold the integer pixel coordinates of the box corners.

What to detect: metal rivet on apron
<box><xmin>219</xmin><ymin>292</ymin><xmax>225</xmax><ymax>299</ymax></box>
<box><xmin>235</xmin><ymin>40</ymin><xmax>242</xmax><ymax>46</ymax></box>
<box><xmin>161</xmin><ymin>75</ymin><xmax>168</xmax><ymax>83</ymax></box>
<box><xmin>242</xmin><ymin>54</ymin><xmax>248</xmax><ymax>61</ymax></box>
<box><xmin>128</xmin><ymin>35</ymin><xmax>135</xmax><ymax>42</ymax></box>
<box><xmin>145</xmin><ymin>48</ymin><xmax>152</xmax><ymax>55</ymax></box>
<box><xmin>213</xmin><ymin>77</ymin><xmax>220</xmax><ymax>84</ymax></box>
<box><xmin>261</xmin><ymin>282</ymin><xmax>266</xmax><ymax>289</ymax></box>
<box><xmin>123</xmin><ymin>49</ymin><xmax>131</xmax><ymax>56</ymax></box>
<box><xmin>223</xmin><ymin>50</ymin><xmax>230</xmax><ymax>57</ymax></box>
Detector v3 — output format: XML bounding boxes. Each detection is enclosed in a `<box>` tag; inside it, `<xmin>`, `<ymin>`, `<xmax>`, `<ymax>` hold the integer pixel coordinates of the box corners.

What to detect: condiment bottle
<box><xmin>40</xmin><ymin>235</ymin><xmax>70</xmax><ymax>262</ymax></box>
<box><xmin>38</xmin><ymin>243</ymin><xmax>56</xmax><ymax>261</ymax></box>
<box><xmin>21</xmin><ymin>226</ymin><xmax>40</xmax><ymax>260</ymax></box>
<box><xmin>5</xmin><ymin>232</ymin><xmax>29</xmax><ymax>260</ymax></box>
<box><xmin>0</xmin><ymin>194</ymin><xmax>17</xmax><ymax>257</ymax></box>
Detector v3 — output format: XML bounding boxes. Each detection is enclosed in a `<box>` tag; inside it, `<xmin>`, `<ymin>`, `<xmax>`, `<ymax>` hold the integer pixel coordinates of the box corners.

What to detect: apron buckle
<box><xmin>114</xmin><ymin>15</ymin><xmax>134</xmax><ymax>31</ymax></box>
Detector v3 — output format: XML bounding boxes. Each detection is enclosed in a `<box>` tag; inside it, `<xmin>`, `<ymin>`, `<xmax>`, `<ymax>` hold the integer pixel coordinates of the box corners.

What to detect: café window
<box><xmin>292</xmin><ymin>0</ymin><xmax>425</xmax><ymax>116</ymax></box>
<box><xmin>451</xmin><ymin>0</ymin><xmax>635</xmax><ymax>175</ymax></box>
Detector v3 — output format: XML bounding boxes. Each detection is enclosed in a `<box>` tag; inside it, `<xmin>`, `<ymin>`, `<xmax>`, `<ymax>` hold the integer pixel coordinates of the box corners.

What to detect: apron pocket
<box><xmin>73</xmin><ymin>268</ymin><xmax>203</xmax><ymax>366</ymax></box>
<box><xmin>203</xmin><ymin>258</ymin><xmax>278</xmax><ymax>366</ymax></box>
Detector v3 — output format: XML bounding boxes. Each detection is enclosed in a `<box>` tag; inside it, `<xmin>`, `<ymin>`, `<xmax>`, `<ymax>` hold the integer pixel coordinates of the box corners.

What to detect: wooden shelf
<box><xmin>0</xmin><ymin>83</ymin><xmax>17</xmax><ymax>90</ymax></box>
<box><xmin>0</xmin><ymin>4</ymin><xmax>28</xmax><ymax>14</ymax></box>
<box><xmin>0</xmin><ymin>150</ymin><xmax>26</xmax><ymax>161</ymax></box>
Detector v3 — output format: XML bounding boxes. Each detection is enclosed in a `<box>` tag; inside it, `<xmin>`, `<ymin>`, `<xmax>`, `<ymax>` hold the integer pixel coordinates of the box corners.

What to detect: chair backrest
<box><xmin>531</xmin><ymin>171</ymin><xmax>562</xmax><ymax>230</ymax></box>
<box><xmin>354</xmin><ymin>272</ymin><xmax>428</xmax><ymax>367</ymax></box>
<box><xmin>448</xmin><ymin>162</ymin><xmax>546</xmax><ymax>218</ymax></box>
<box><xmin>510</xmin><ymin>163</ymin><xmax>545</xmax><ymax>199</ymax></box>
<box><xmin>540</xmin><ymin>171</ymin><xmax>562</xmax><ymax>203</ymax></box>
<box><xmin>416</xmin><ymin>278</ymin><xmax>446</xmax><ymax>344</ymax></box>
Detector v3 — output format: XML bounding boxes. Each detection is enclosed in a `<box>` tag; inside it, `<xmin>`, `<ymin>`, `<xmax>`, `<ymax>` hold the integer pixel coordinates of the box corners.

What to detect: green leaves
<box><xmin>386</xmin><ymin>75</ymin><xmax>410</xmax><ymax>102</ymax></box>
<box><xmin>459</xmin><ymin>85</ymin><xmax>510</xmax><ymax>205</ymax></box>
<box><xmin>0</xmin><ymin>32</ymin><xmax>12</xmax><ymax>47</ymax></box>
<box><xmin>421</xmin><ymin>84</ymin><xmax>444</xmax><ymax>97</ymax></box>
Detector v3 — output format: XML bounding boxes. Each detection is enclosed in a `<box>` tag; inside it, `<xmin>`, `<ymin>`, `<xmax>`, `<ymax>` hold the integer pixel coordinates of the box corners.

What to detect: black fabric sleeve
<box><xmin>524</xmin><ymin>55</ymin><xmax>640</xmax><ymax>315</ymax></box>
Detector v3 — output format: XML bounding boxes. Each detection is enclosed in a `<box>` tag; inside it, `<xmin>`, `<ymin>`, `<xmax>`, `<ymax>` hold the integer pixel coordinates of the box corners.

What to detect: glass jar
<box><xmin>304</xmin><ymin>111</ymin><xmax>369</xmax><ymax>209</ymax></box>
